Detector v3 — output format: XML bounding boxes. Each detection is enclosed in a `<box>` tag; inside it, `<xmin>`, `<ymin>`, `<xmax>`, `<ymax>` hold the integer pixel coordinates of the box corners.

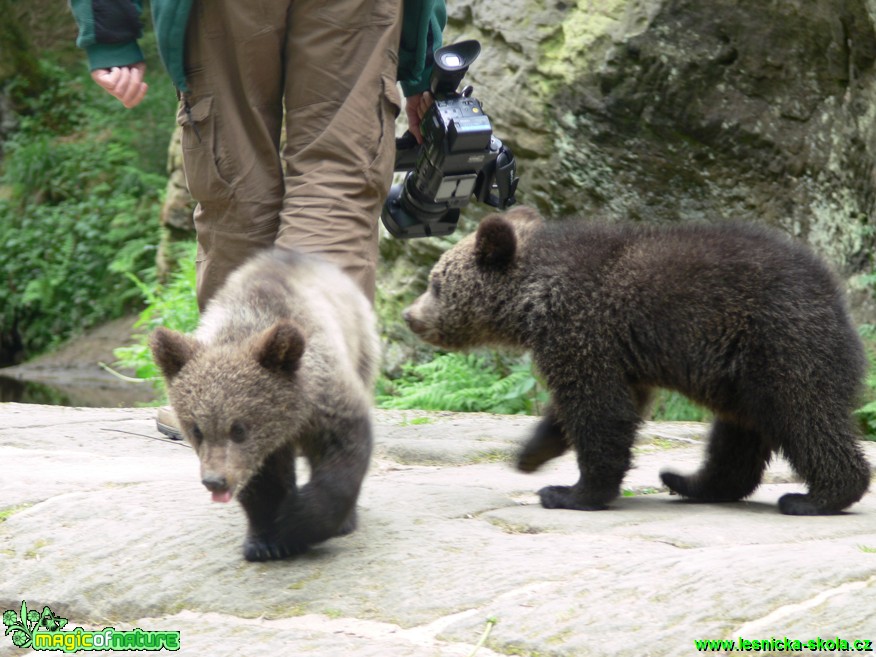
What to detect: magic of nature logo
<box><xmin>3</xmin><ymin>601</ymin><xmax>180</xmax><ymax>652</ymax></box>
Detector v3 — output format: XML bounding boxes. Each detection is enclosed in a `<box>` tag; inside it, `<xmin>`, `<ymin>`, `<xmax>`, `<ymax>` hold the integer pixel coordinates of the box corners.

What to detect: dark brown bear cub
<box><xmin>151</xmin><ymin>248</ymin><xmax>379</xmax><ymax>560</ymax></box>
<box><xmin>404</xmin><ymin>206</ymin><xmax>871</xmax><ymax>515</ymax></box>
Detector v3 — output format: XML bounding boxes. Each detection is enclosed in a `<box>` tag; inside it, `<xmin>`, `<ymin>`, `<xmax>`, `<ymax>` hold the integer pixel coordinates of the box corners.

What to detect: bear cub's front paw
<box><xmin>243</xmin><ymin>534</ymin><xmax>308</xmax><ymax>562</ymax></box>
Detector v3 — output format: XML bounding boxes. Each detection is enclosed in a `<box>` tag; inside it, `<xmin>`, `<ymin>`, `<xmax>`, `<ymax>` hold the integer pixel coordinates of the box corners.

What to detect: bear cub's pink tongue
<box><xmin>212</xmin><ymin>490</ymin><xmax>232</xmax><ymax>503</ymax></box>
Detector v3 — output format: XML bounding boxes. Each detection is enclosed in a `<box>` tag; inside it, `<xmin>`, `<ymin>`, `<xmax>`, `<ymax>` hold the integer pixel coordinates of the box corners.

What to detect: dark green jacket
<box><xmin>70</xmin><ymin>0</ymin><xmax>446</xmax><ymax>96</ymax></box>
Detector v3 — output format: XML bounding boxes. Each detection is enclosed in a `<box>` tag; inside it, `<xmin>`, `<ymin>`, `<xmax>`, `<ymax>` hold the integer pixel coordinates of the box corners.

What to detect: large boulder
<box><xmin>442</xmin><ymin>0</ymin><xmax>876</xmax><ymax>316</ymax></box>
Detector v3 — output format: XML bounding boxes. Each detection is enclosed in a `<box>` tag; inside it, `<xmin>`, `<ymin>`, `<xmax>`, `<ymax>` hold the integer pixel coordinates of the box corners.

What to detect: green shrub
<box><xmin>0</xmin><ymin>57</ymin><xmax>174</xmax><ymax>360</ymax></box>
<box><xmin>377</xmin><ymin>351</ymin><xmax>547</xmax><ymax>415</ymax></box>
<box><xmin>854</xmin><ymin>398</ymin><xmax>876</xmax><ymax>438</ymax></box>
<box><xmin>649</xmin><ymin>389</ymin><xmax>711</xmax><ymax>422</ymax></box>
<box><xmin>0</xmin><ymin>147</ymin><xmax>164</xmax><ymax>355</ymax></box>
<box><xmin>112</xmin><ymin>241</ymin><xmax>199</xmax><ymax>397</ymax></box>
<box><xmin>854</xmin><ymin>324</ymin><xmax>876</xmax><ymax>440</ymax></box>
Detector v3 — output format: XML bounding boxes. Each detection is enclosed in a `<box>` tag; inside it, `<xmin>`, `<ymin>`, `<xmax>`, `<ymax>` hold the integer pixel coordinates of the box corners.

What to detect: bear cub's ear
<box><xmin>150</xmin><ymin>327</ymin><xmax>199</xmax><ymax>382</ymax></box>
<box><xmin>475</xmin><ymin>215</ymin><xmax>517</xmax><ymax>270</ymax></box>
<box><xmin>254</xmin><ymin>320</ymin><xmax>306</xmax><ymax>377</ymax></box>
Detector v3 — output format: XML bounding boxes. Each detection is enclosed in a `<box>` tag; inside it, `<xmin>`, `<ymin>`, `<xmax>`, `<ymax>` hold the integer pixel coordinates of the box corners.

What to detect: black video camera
<box><xmin>381</xmin><ymin>40</ymin><xmax>519</xmax><ymax>238</ymax></box>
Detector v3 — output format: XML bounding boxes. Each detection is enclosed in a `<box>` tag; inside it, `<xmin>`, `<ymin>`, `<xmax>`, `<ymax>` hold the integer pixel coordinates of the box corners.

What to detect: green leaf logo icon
<box><xmin>39</xmin><ymin>607</ymin><xmax>67</xmax><ymax>632</ymax></box>
<box><xmin>2</xmin><ymin>601</ymin><xmax>35</xmax><ymax>649</ymax></box>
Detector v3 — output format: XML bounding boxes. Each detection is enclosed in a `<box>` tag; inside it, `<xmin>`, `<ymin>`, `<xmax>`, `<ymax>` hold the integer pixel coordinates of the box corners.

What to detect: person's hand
<box><xmin>405</xmin><ymin>92</ymin><xmax>433</xmax><ymax>144</ymax></box>
<box><xmin>90</xmin><ymin>63</ymin><xmax>148</xmax><ymax>109</ymax></box>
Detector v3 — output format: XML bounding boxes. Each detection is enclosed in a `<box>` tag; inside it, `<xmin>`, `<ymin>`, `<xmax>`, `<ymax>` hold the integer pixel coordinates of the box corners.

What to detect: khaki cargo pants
<box><xmin>177</xmin><ymin>0</ymin><xmax>402</xmax><ymax>307</ymax></box>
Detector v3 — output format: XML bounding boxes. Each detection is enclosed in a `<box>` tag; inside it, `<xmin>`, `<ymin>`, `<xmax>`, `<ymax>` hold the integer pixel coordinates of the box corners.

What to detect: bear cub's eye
<box><xmin>431</xmin><ymin>278</ymin><xmax>442</xmax><ymax>299</ymax></box>
<box><xmin>191</xmin><ymin>423</ymin><xmax>204</xmax><ymax>443</ymax></box>
<box><xmin>230</xmin><ymin>421</ymin><xmax>247</xmax><ymax>443</ymax></box>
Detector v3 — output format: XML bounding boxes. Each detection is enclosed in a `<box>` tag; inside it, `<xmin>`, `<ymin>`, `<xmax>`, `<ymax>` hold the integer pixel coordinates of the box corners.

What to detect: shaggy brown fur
<box><xmin>151</xmin><ymin>248</ymin><xmax>379</xmax><ymax>560</ymax></box>
<box><xmin>405</xmin><ymin>206</ymin><xmax>871</xmax><ymax>515</ymax></box>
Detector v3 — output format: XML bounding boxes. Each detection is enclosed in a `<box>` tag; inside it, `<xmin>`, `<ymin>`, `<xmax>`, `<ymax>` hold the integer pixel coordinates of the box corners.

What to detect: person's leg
<box><xmin>177</xmin><ymin>0</ymin><xmax>290</xmax><ymax>309</ymax></box>
<box><xmin>277</xmin><ymin>0</ymin><xmax>403</xmax><ymax>302</ymax></box>
<box><xmin>158</xmin><ymin>0</ymin><xmax>290</xmax><ymax>438</ymax></box>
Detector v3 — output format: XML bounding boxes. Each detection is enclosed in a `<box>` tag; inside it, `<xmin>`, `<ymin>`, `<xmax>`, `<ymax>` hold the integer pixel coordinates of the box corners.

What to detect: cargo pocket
<box><xmin>176</xmin><ymin>97</ymin><xmax>233</xmax><ymax>203</ymax></box>
<box><xmin>367</xmin><ymin>75</ymin><xmax>403</xmax><ymax>187</ymax></box>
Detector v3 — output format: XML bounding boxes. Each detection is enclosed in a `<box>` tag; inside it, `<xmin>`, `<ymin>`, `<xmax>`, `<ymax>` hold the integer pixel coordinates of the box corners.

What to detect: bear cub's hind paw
<box><xmin>538</xmin><ymin>485</ymin><xmax>610</xmax><ymax>511</ymax></box>
<box><xmin>660</xmin><ymin>470</ymin><xmax>752</xmax><ymax>503</ymax></box>
<box><xmin>778</xmin><ymin>493</ymin><xmax>842</xmax><ymax>516</ymax></box>
<box><xmin>660</xmin><ymin>471</ymin><xmax>696</xmax><ymax>498</ymax></box>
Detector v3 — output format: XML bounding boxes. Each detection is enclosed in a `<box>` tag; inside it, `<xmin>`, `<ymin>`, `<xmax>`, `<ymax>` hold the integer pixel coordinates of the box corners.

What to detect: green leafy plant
<box><xmin>112</xmin><ymin>241</ymin><xmax>199</xmax><ymax>396</ymax></box>
<box><xmin>649</xmin><ymin>389</ymin><xmax>711</xmax><ymax>422</ymax></box>
<box><xmin>0</xmin><ymin>57</ymin><xmax>174</xmax><ymax>361</ymax></box>
<box><xmin>854</xmin><ymin>324</ymin><xmax>876</xmax><ymax>440</ymax></box>
<box><xmin>377</xmin><ymin>351</ymin><xmax>547</xmax><ymax>415</ymax></box>
<box><xmin>854</xmin><ymin>394</ymin><xmax>876</xmax><ymax>436</ymax></box>
<box><xmin>468</xmin><ymin>617</ymin><xmax>498</xmax><ymax>657</ymax></box>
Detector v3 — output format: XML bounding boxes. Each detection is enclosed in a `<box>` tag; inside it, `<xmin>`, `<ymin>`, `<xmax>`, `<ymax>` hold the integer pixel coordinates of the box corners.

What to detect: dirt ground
<box><xmin>0</xmin><ymin>316</ymin><xmax>159</xmax><ymax>407</ymax></box>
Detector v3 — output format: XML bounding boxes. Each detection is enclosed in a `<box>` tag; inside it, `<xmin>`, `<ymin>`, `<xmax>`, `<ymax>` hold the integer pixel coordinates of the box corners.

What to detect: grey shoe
<box><xmin>156</xmin><ymin>405</ymin><xmax>184</xmax><ymax>441</ymax></box>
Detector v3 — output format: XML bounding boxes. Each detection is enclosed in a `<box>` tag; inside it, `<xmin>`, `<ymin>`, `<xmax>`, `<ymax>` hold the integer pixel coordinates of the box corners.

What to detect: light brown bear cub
<box><xmin>405</xmin><ymin>206</ymin><xmax>871</xmax><ymax>515</ymax></box>
<box><xmin>151</xmin><ymin>248</ymin><xmax>379</xmax><ymax>561</ymax></box>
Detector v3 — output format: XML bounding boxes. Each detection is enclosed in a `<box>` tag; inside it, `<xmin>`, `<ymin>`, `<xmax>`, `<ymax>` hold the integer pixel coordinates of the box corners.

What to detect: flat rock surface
<box><xmin>1</xmin><ymin>403</ymin><xmax>875</xmax><ymax>656</ymax></box>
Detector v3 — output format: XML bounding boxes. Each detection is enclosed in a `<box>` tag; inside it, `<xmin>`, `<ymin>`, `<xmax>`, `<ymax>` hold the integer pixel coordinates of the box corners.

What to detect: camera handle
<box><xmin>393</xmin><ymin>131</ymin><xmax>420</xmax><ymax>172</ymax></box>
<box><xmin>474</xmin><ymin>139</ymin><xmax>519</xmax><ymax>210</ymax></box>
